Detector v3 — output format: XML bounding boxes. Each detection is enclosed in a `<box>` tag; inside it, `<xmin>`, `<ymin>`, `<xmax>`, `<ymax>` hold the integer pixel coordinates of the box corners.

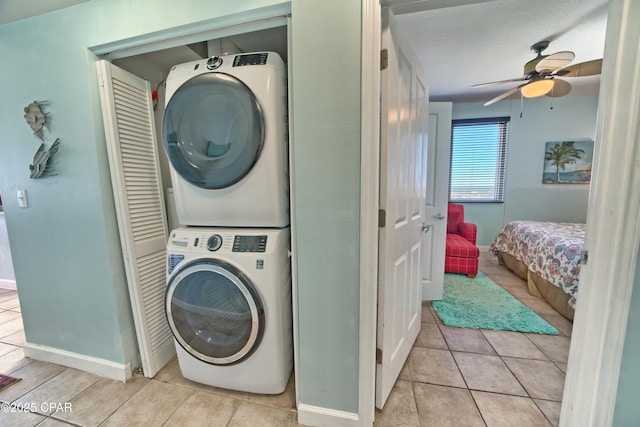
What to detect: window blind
<box><xmin>449</xmin><ymin>117</ymin><xmax>509</xmax><ymax>202</ymax></box>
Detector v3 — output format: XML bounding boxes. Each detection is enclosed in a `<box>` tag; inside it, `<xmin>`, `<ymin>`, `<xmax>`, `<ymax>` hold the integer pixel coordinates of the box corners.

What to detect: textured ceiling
<box><xmin>394</xmin><ymin>0</ymin><xmax>609</xmax><ymax>103</ymax></box>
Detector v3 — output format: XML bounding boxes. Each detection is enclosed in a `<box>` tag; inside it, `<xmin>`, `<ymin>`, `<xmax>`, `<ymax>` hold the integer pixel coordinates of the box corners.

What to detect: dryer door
<box><xmin>162</xmin><ymin>72</ymin><xmax>264</xmax><ymax>189</ymax></box>
<box><xmin>166</xmin><ymin>260</ymin><xmax>264</xmax><ymax>365</ymax></box>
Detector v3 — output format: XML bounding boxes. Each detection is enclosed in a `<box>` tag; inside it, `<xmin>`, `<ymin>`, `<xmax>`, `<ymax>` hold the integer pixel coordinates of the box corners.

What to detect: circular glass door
<box><xmin>166</xmin><ymin>260</ymin><xmax>264</xmax><ymax>365</ymax></box>
<box><xmin>162</xmin><ymin>73</ymin><xmax>265</xmax><ymax>189</ymax></box>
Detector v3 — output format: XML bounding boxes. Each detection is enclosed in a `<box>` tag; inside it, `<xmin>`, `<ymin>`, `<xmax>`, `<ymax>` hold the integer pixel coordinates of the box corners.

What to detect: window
<box><xmin>449</xmin><ymin>117</ymin><xmax>509</xmax><ymax>202</ymax></box>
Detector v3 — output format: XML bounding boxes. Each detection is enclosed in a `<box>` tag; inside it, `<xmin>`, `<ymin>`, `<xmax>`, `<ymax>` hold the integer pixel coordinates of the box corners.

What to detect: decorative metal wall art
<box><xmin>23</xmin><ymin>100</ymin><xmax>60</xmax><ymax>179</ymax></box>
<box><xmin>30</xmin><ymin>138</ymin><xmax>61</xmax><ymax>179</ymax></box>
<box><xmin>23</xmin><ymin>101</ymin><xmax>50</xmax><ymax>141</ymax></box>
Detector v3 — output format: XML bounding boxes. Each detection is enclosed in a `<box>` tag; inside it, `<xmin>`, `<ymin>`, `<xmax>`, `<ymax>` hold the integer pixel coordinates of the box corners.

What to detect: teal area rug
<box><xmin>432</xmin><ymin>272</ymin><xmax>558</xmax><ymax>335</ymax></box>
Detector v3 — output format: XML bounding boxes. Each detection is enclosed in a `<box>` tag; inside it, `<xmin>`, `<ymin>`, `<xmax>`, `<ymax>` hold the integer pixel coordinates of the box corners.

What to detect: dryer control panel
<box><xmin>233</xmin><ymin>235</ymin><xmax>267</xmax><ymax>253</ymax></box>
<box><xmin>233</xmin><ymin>52</ymin><xmax>269</xmax><ymax>67</ymax></box>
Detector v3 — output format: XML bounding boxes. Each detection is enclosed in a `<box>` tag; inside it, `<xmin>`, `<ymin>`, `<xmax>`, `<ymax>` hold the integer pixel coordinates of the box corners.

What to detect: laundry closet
<box><xmin>97</xmin><ymin>22</ymin><xmax>295</xmax><ymax>394</ymax></box>
<box><xmin>111</xmin><ymin>25</ymin><xmax>288</xmax><ymax>230</ymax></box>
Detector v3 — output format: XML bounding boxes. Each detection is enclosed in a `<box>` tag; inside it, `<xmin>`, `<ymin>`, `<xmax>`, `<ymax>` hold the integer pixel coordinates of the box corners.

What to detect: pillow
<box><xmin>447</xmin><ymin>211</ymin><xmax>459</xmax><ymax>234</ymax></box>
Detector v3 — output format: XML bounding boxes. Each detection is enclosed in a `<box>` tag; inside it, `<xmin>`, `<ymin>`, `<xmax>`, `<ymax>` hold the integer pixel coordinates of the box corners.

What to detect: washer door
<box><xmin>162</xmin><ymin>72</ymin><xmax>264</xmax><ymax>189</ymax></box>
<box><xmin>166</xmin><ymin>260</ymin><xmax>264</xmax><ymax>365</ymax></box>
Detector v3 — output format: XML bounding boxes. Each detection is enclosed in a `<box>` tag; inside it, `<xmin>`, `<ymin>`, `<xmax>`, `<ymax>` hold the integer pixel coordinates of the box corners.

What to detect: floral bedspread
<box><xmin>490</xmin><ymin>221</ymin><xmax>584</xmax><ymax>307</ymax></box>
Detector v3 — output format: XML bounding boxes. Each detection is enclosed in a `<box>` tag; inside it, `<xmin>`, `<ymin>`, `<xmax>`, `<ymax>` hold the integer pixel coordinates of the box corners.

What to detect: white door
<box><xmin>421</xmin><ymin>102</ymin><xmax>452</xmax><ymax>300</ymax></box>
<box><xmin>96</xmin><ymin>60</ymin><xmax>176</xmax><ymax>378</ymax></box>
<box><xmin>376</xmin><ymin>8</ymin><xmax>429</xmax><ymax>409</ymax></box>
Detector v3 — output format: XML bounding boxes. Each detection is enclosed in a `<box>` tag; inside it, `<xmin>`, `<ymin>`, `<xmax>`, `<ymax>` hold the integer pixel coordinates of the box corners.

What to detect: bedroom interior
<box><xmin>437</xmin><ymin>90</ymin><xmax>598</xmax><ymax>327</ymax></box>
<box><xmin>396</xmin><ymin>0</ymin><xmax>607</xmax><ymax>423</ymax></box>
<box><xmin>423</xmin><ymin>91</ymin><xmax>593</xmax><ymax>424</ymax></box>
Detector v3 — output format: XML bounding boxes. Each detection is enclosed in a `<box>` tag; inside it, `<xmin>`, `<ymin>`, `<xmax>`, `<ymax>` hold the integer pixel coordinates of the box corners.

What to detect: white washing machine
<box><xmin>162</xmin><ymin>52</ymin><xmax>289</xmax><ymax>228</ymax></box>
<box><xmin>165</xmin><ymin>226</ymin><xmax>292</xmax><ymax>394</ymax></box>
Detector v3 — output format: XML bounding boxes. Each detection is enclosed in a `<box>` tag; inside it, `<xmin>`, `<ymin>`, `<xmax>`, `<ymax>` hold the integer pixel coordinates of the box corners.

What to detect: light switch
<box><xmin>17</xmin><ymin>189</ymin><xmax>28</xmax><ymax>208</ymax></box>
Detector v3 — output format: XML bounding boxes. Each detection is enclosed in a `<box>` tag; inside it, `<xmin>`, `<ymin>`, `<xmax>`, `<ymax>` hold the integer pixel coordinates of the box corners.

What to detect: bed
<box><xmin>490</xmin><ymin>221</ymin><xmax>585</xmax><ymax>321</ymax></box>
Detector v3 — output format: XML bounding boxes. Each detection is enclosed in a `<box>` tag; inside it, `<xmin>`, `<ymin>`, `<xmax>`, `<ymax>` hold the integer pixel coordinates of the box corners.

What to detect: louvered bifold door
<box><xmin>96</xmin><ymin>60</ymin><xmax>175</xmax><ymax>378</ymax></box>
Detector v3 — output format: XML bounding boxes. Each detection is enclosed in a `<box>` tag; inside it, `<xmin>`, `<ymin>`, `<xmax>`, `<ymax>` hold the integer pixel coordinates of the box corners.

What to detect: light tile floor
<box><xmin>374</xmin><ymin>253</ymin><xmax>572</xmax><ymax>427</ymax></box>
<box><xmin>0</xmin><ymin>253</ymin><xmax>572</xmax><ymax>426</ymax></box>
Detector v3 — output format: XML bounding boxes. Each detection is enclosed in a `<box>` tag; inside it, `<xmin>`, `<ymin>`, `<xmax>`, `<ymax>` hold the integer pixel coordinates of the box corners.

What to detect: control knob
<box><xmin>207</xmin><ymin>234</ymin><xmax>222</xmax><ymax>252</ymax></box>
<box><xmin>206</xmin><ymin>56</ymin><xmax>223</xmax><ymax>70</ymax></box>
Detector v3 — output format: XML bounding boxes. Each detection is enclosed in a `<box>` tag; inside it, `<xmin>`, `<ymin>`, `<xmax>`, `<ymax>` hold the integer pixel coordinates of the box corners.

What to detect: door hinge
<box><xmin>380</xmin><ymin>49</ymin><xmax>388</xmax><ymax>70</ymax></box>
<box><xmin>582</xmin><ymin>250</ymin><xmax>589</xmax><ymax>265</ymax></box>
<box><xmin>379</xmin><ymin>209</ymin><xmax>386</xmax><ymax>228</ymax></box>
<box><xmin>376</xmin><ymin>348</ymin><xmax>383</xmax><ymax>364</ymax></box>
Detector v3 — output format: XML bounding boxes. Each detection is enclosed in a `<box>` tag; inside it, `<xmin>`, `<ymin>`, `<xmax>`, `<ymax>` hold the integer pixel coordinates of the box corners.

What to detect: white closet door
<box><xmin>96</xmin><ymin>60</ymin><xmax>175</xmax><ymax>378</ymax></box>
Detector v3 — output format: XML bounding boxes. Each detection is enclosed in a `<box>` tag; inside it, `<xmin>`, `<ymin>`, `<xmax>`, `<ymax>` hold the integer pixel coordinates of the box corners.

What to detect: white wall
<box><xmin>453</xmin><ymin>94</ymin><xmax>599</xmax><ymax>246</ymax></box>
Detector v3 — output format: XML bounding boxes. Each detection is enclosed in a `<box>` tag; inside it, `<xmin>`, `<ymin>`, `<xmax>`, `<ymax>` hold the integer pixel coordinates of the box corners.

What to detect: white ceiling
<box><xmin>1</xmin><ymin>0</ymin><xmax>609</xmax><ymax>104</ymax></box>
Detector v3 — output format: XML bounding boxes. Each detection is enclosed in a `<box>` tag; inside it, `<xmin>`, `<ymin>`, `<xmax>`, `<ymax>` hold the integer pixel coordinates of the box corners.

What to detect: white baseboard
<box><xmin>23</xmin><ymin>342</ymin><xmax>132</xmax><ymax>382</ymax></box>
<box><xmin>297</xmin><ymin>403</ymin><xmax>360</xmax><ymax>427</ymax></box>
<box><xmin>0</xmin><ymin>279</ymin><xmax>16</xmax><ymax>290</ymax></box>
<box><xmin>478</xmin><ymin>245</ymin><xmax>491</xmax><ymax>253</ymax></box>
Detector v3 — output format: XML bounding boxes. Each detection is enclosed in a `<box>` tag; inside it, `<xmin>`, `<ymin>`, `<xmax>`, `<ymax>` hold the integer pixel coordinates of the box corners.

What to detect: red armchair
<box><xmin>445</xmin><ymin>203</ymin><xmax>479</xmax><ymax>278</ymax></box>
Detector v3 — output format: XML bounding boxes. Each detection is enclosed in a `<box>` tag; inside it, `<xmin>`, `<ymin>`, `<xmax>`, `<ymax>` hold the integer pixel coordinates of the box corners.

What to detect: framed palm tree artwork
<box><xmin>542</xmin><ymin>140</ymin><xmax>594</xmax><ymax>184</ymax></box>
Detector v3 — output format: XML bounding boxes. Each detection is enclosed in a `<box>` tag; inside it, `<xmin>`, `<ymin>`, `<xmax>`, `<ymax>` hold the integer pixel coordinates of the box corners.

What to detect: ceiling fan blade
<box><xmin>535</xmin><ymin>51</ymin><xmax>575</xmax><ymax>73</ymax></box>
<box><xmin>472</xmin><ymin>78</ymin><xmax>526</xmax><ymax>88</ymax></box>
<box><xmin>546</xmin><ymin>79</ymin><xmax>572</xmax><ymax>97</ymax></box>
<box><xmin>484</xmin><ymin>85</ymin><xmax>522</xmax><ymax>106</ymax></box>
<box><xmin>555</xmin><ymin>58</ymin><xmax>603</xmax><ymax>77</ymax></box>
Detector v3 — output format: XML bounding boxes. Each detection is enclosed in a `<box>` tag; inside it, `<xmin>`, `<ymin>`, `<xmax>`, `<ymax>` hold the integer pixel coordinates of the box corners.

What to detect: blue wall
<box><xmin>452</xmin><ymin>95</ymin><xmax>598</xmax><ymax>246</ymax></box>
<box><xmin>290</xmin><ymin>0</ymin><xmax>361</xmax><ymax>413</ymax></box>
<box><xmin>0</xmin><ymin>0</ymin><xmax>363</xmax><ymax>416</ymax></box>
<box><xmin>0</xmin><ymin>0</ymin><xmax>291</xmax><ymax>367</ymax></box>
<box><xmin>613</xmin><ymin>244</ymin><xmax>640</xmax><ymax>425</ymax></box>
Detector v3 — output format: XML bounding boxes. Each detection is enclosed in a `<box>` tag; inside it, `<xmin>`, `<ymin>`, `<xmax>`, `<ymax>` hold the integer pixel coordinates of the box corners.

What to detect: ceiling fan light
<box><xmin>521</xmin><ymin>79</ymin><xmax>555</xmax><ymax>98</ymax></box>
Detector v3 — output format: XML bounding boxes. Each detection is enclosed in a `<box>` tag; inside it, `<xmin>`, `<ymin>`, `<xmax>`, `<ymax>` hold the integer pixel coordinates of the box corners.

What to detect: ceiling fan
<box><xmin>473</xmin><ymin>41</ymin><xmax>603</xmax><ymax>106</ymax></box>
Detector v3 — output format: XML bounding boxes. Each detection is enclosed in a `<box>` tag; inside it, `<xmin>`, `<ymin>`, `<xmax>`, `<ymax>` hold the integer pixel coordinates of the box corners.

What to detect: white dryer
<box><xmin>165</xmin><ymin>227</ymin><xmax>292</xmax><ymax>394</ymax></box>
<box><xmin>162</xmin><ymin>52</ymin><xmax>289</xmax><ymax>228</ymax></box>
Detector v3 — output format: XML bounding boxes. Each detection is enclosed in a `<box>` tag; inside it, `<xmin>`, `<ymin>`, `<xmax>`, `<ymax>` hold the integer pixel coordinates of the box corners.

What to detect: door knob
<box><xmin>422</xmin><ymin>223</ymin><xmax>432</xmax><ymax>234</ymax></box>
<box><xmin>435</xmin><ymin>212</ymin><xmax>445</xmax><ymax>220</ymax></box>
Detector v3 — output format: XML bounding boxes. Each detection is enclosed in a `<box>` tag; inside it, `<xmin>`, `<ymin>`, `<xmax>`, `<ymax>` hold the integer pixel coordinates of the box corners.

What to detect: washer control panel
<box><xmin>168</xmin><ymin>229</ymin><xmax>275</xmax><ymax>254</ymax></box>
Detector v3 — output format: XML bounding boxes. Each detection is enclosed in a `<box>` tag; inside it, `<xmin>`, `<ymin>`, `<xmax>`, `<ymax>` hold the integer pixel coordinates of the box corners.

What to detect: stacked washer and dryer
<box><xmin>162</xmin><ymin>52</ymin><xmax>292</xmax><ymax>394</ymax></box>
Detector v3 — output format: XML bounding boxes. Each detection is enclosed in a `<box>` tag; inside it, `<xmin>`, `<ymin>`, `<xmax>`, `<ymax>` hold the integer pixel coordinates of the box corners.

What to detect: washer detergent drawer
<box><xmin>166</xmin><ymin>260</ymin><xmax>264</xmax><ymax>365</ymax></box>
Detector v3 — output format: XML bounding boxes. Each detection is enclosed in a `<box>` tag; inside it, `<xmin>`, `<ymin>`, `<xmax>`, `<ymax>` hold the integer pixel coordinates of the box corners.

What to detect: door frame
<box><xmin>560</xmin><ymin>0</ymin><xmax>640</xmax><ymax>424</ymax></box>
<box><xmin>358</xmin><ymin>0</ymin><xmax>381</xmax><ymax>425</ymax></box>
